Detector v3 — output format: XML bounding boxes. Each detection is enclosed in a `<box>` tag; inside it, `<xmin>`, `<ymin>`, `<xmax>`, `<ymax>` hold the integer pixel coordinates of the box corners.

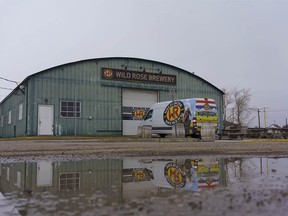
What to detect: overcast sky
<box><xmin>1</xmin><ymin>0</ymin><xmax>288</xmax><ymax>127</ymax></box>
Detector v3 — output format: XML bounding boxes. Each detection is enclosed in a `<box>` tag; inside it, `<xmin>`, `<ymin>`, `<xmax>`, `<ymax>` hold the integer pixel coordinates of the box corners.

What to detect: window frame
<box><xmin>19</xmin><ymin>103</ymin><xmax>23</xmax><ymax>120</ymax></box>
<box><xmin>60</xmin><ymin>100</ymin><xmax>81</xmax><ymax>118</ymax></box>
<box><xmin>0</xmin><ymin>115</ymin><xmax>3</xmax><ymax>127</ymax></box>
<box><xmin>59</xmin><ymin>172</ymin><xmax>80</xmax><ymax>191</ymax></box>
<box><xmin>143</xmin><ymin>109</ymin><xmax>153</xmax><ymax>120</ymax></box>
<box><xmin>8</xmin><ymin>110</ymin><xmax>11</xmax><ymax>125</ymax></box>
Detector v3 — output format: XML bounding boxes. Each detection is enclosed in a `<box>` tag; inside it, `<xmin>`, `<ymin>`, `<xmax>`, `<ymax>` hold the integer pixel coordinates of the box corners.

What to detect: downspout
<box><xmin>25</xmin><ymin>81</ymin><xmax>29</xmax><ymax>136</ymax></box>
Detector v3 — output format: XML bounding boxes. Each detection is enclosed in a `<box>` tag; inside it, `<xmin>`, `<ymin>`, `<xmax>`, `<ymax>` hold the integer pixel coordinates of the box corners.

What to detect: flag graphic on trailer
<box><xmin>195</xmin><ymin>98</ymin><xmax>216</xmax><ymax>110</ymax></box>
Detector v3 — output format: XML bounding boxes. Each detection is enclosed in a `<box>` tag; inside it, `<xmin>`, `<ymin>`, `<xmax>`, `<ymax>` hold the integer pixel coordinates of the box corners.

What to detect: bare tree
<box><xmin>223</xmin><ymin>88</ymin><xmax>253</xmax><ymax>128</ymax></box>
<box><xmin>222</xmin><ymin>88</ymin><xmax>234</xmax><ymax>128</ymax></box>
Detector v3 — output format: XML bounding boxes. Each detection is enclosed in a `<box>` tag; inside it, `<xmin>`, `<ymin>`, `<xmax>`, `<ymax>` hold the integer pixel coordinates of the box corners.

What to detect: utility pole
<box><xmin>257</xmin><ymin>107</ymin><xmax>268</xmax><ymax>128</ymax></box>
<box><xmin>257</xmin><ymin>109</ymin><xmax>261</xmax><ymax>128</ymax></box>
<box><xmin>263</xmin><ymin>107</ymin><xmax>267</xmax><ymax>128</ymax></box>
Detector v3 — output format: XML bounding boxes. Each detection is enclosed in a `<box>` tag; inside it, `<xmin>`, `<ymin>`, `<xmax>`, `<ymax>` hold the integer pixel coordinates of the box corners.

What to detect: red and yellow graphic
<box><xmin>163</xmin><ymin>101</ymin><xmax>185</xmax><ymax>126</ymax></box>
<box><xmin>203</xmin><ymin>103</ymin><xmax>210</xmax><ymax>110</ymax></box>
<box><xmin>190</xmin><ymin>159</ymin><xmax>220</xmax><ymax>188</ymax></box>
<box><xmin>132</xmin><ymin>108</ymin><xmax>146</xmax><ymax>120</ymax></box>
<box><xmin>133</xmin><ymin>169</ymin><xmax>147</xmax><ymax>181</ymax></box>
<box><xmin>164</xmin><ymin>162</ymin><xmax>186</xmax><ymax>188</ymax></box>
<box><xmin>102</xmin><ymin>69</ymin><xmax>113</xmax><ymax>78</ymax></box>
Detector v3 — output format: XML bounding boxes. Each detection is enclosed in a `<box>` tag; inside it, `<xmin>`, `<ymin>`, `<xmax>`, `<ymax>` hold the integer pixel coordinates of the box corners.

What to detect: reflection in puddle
<box><xmin>135</xmin><ymin>158</ymin><xmax>221</xmax><ymax>191</ymax></box>
<box><xmin>0</xmin><ymin>156</ymin><xmax>288</xmax><ymax>215</ymax></box>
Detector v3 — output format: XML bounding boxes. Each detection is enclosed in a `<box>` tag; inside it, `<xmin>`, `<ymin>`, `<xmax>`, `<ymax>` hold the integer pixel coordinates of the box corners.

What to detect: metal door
<box><xmin>122</xmin><ymin>89</ymin><xmax>158</xmax><ymax>135</ymax></box>
<box><xmin>36</xmin><ymin>161</ymin><xmax>53</xmax><ymax>187</ymax></box>
<box><xmin>38</xmin><ymin>105</ymin><xmax>54</xmax><ymax>135</ymax></box>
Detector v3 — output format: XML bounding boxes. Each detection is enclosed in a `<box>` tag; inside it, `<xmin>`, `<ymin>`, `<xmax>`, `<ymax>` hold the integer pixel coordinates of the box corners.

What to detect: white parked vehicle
<box><xmin>140</xmin><ymin>98</ymin><xmax>218</xmax><ymax>138</ymax></box>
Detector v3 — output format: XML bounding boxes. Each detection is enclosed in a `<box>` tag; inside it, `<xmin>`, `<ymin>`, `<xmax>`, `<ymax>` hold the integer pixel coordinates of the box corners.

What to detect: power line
<box><xmin>0</xmin><ymin>87</ymin><xmax>14</xmax><ymax>90</ymax></box>
<box><xmin>0</xmin><ymin>77</ymin><xmax>18</xmax><ymax>85</ymax></box>
<box><xmin>267</xmin><ymin>109</ymin><xmax>288</xmax><ymax>112</ymax></box>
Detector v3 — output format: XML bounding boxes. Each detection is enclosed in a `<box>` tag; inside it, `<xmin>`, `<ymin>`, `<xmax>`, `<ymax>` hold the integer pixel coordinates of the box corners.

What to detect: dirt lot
<box><xmin>0</xmin><ymin>137</ymin><xmax>288</xmax><ymax>159</ymax></box>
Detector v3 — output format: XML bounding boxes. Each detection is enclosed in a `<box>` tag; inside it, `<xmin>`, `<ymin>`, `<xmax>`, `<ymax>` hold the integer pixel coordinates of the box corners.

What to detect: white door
<box><xmin>36</xmin><ymin>161</ymin><xmax>53</xmax><ymax>187</ymax></box>
<box><xmin>38</xmin><ymin>105</ymin><xmax>54</xmax><ymax>135</ymax></box>
<box><xmin>122</xmin><ymin>89</ymin><xmax>158</xmax><ymax>135</ymax></box>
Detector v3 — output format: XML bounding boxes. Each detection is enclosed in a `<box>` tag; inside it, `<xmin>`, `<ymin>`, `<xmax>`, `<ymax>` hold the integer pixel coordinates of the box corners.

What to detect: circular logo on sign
<box><xmin>163</xmin><ymin>101</ymin><xmax>185</xmax><ymax>125</ymax></box>
<box><xmin>164</xmin><ymin>162</ymin><xmax>186</xmax><ymax>188</ymax></box>
<box><xmin>133</xmin><ymin>169</ymin><xmax>146</xmax><ymax>181</ymax></box>
<box><xmin>132</xmin><ymin>108</ymin><xmax>146</xmax><ymax>120</ymax></box>
<box><xmin>204</xmin><ymin>104</ymin><xmax>210</xmax><ymax>110</ymax></box>
<box><xmin>205</xmin><ymin>177</ymin><xmax>213</xmax><ymax>185</ymax></box>
<box><xmin>103</xmin><ymin>69</ymin><xmax>113</xmax><ymax>78</ymax></box>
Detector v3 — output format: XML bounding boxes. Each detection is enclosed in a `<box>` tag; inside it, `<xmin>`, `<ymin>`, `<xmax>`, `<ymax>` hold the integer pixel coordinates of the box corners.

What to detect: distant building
<box><xmin>267</xmin><ymin>123</ymin><xmax>287</xmax><ymax>139</ymax></box>
<box><xmin>268</xmin><ymin>124</ymin><xmax>281</xmax><ymax>129</ymax></box>
<box><xmin>0</xmin><ymin>57</ymin><xmax>224</xmax><ymax>137</ymax></box>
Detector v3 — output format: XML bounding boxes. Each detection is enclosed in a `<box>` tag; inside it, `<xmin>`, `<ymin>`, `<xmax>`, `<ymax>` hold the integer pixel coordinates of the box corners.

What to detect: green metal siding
<box><xmin>0</xmin><ymin>57</ymin><xmax>224</xmax><ymax>137</ymax></box>
<box><xmin>0</xmin><ymin>89</ymin><xmax>26</xmax><ymax>137</ymax></box>
<box><xmin>0</xmin><ymin>160</ymin><xmax>123</xmax><ymax>204</ymax></box>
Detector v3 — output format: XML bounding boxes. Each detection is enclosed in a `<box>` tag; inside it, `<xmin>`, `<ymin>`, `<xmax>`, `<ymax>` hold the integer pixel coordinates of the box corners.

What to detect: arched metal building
<box><xmin>0</xmin><ymin>57</ymin><xmax>224</xmax><ymax>137</ymax></box>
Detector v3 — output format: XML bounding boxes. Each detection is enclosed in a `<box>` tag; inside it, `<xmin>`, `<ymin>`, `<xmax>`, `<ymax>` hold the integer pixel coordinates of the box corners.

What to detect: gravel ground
<box><xmin>0</xmin><ymin>137</ymin><xmax>288</xmax><ymax>159</ymax></box>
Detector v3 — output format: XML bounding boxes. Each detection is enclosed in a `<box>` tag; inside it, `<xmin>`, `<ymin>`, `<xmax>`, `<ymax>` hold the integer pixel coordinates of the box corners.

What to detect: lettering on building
<box><xmin>102</xmin><ymin>68</ymin><xmax>176</xmax><ymax>85</ymax></box>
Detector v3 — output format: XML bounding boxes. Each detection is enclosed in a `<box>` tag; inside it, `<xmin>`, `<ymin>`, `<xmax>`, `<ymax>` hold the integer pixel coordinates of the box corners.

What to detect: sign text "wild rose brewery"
<box><xmin>102</xmin><ymin>68</ymin><xmax>176</xmax><ymax>85</ymax></box>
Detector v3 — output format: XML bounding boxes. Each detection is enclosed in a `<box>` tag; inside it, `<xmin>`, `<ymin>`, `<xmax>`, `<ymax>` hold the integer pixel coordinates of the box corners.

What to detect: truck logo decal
<box><xmin>164</xmin><ymin>162</ymin><xmax>186</xmax><ymax>188</ymax></box>
<box><xmin>163</xmin><ymin>101</ymin><xmax>184</xmax><ymax>125</ymax></box>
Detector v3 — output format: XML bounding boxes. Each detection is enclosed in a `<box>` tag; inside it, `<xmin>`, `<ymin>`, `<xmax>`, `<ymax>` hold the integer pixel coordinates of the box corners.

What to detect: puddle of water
<box><xmin>0</xmin><ymin>156</ymin><xmax>288</xmax><ymax>215</ymax></box>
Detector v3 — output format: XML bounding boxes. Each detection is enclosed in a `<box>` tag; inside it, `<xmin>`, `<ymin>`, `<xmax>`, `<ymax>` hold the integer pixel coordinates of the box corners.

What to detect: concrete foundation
<box><xmin>201</xmin><ymin>123</ymin><xmax>215</xmax><ymax>141</ymax></box>
<box><xmin>171</xmin><ymin>124</ymin><xmax>185</xmax><ymax>138</ymax></box>
<box><xmin>137</xmin><ymin>126</ymin><xmax>152</xmax><ymax>138</ymax></box>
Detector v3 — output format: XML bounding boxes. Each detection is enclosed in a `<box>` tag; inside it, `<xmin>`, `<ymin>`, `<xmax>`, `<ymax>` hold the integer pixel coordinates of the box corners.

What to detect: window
<box><xmin>144</xmin><ymin>109</ymin><xmax>153</xmax><ymax>120</ymax></box>
<box><xmin>8</xmin><ymin>110</ymin><xmax>11</xmax><ymax>124</ymax></box>
<box><xmin>60</xmin><ymin>101</ymin><xmax>81</xmax><ymax>118</ymax></box>
<box><xmin>19</xmin><ymin>103</ymin><xmax>23</xmax><ymax>120</ymax></box>
<box><xmin>15</xmin><ymin>171</ymin><xmax>21</xmax><ymax>188</ymax></box>
<box><xmin>59</xmin><ymin>172</ymin><xmax>80</xmax><ymax>191</ymax></box>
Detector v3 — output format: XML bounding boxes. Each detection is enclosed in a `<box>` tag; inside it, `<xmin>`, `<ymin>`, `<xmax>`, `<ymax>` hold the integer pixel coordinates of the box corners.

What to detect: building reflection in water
<box><xmin>0</xmin><ymin>157</ymin><xmax>236</xmax><ymax>215</ymax></box>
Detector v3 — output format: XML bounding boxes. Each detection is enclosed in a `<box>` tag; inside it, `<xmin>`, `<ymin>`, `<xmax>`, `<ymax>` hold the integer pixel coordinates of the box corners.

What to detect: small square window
<box><xmin>60</xmin><ymin>101</ymin><xmax>81</xmax><ymax>118</ymax></box>
<box><xmin>59</xmin><ymin>172</ymin><xmax>80</xmax><ymax>191</ymax></box>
